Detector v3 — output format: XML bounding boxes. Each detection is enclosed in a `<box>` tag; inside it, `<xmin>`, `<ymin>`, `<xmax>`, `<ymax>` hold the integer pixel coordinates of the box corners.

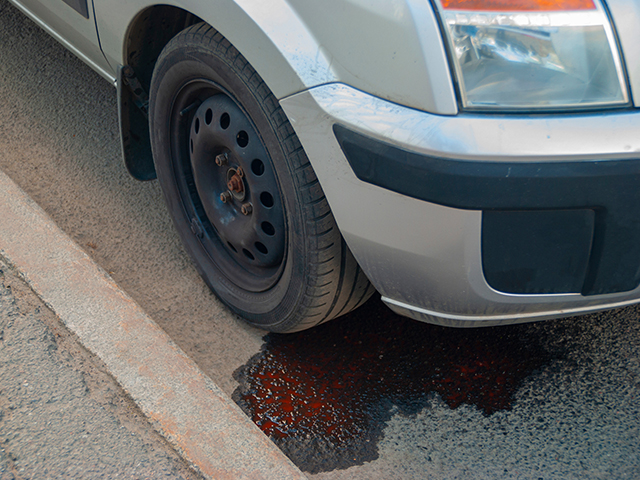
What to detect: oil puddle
<box><xmin>233</xmin><ymin>297</ymin><xmax>553</xmax><ymax>473</ymax></box>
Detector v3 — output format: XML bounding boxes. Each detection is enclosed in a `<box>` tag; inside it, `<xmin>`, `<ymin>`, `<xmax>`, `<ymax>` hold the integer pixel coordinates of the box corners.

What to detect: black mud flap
<box><xmin>117</xmin><ymin>65</ymin><xmax>156</xmax><ymax>181</ymax></box>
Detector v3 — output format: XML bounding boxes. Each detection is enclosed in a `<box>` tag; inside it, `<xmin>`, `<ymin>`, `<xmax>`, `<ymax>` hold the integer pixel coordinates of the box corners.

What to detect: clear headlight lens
<box><xmin>434</xmin><ymin>0</ymin><xmax>629</xmax><ymax>110</ymax></box>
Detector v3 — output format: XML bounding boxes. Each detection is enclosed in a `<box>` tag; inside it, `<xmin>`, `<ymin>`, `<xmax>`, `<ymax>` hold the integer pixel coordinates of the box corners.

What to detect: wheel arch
<box><xmin>115</xmin><ymin>1</ymin><xmax>334</xmax><ymax>181</ymax></box>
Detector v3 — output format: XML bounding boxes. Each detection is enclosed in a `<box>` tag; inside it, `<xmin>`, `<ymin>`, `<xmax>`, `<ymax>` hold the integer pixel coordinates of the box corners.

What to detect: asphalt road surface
<box><xmin>1</xmin><ymin>1</ymin><xmax>639</xmax><ymax>478</ymax></box>
<box><xmin>0</xmin><ymin>258</ymin><xmax>203</xmax><ymax>479</ymax></box>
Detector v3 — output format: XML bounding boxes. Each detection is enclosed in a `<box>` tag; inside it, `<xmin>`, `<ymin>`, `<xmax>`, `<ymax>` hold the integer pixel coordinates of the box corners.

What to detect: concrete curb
<box><xmin>0</xmin><ymin>169</ymin><xmax>306</xmax><ymax>480</ymax></box>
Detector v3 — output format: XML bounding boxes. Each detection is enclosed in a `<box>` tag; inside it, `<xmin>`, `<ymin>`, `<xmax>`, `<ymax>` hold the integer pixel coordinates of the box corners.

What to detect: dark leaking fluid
<box><xmin>233</xmin><ymin>297</ymin><xmax>552</xmax><ymax>473</ymax></box>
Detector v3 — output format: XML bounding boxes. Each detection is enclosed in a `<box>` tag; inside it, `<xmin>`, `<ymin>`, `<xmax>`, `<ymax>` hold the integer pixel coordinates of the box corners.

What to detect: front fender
<box><xmin>96</xmin><ymin>0</ymin><xmax>336</xmax><ymax>100</ymax></box>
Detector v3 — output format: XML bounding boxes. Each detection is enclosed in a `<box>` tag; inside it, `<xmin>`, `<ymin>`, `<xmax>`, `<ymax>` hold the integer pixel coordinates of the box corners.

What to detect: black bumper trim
<box><xmin>333</xmin><ymin>124</ymin><xmax>640</xmax><ymax>296</ymax></box>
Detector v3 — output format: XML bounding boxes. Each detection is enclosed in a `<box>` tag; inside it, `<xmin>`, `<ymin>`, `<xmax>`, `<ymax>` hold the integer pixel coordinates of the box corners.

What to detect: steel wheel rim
<box><xmin>170</xmin><ymin>81</ymin><xmax>287</xmax><ymax>292</ymax></box>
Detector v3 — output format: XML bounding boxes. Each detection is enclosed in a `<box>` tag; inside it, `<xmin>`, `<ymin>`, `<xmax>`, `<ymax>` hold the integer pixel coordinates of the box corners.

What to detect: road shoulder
<box><xmin>0</xmin><ymin>169</ymin><xmax>305</xmax><ymax>480</ymax></box>
<box><xmin>0</xmin><ymin>257</ymin><xmax>203</xmax><ymax>478</ymax></box>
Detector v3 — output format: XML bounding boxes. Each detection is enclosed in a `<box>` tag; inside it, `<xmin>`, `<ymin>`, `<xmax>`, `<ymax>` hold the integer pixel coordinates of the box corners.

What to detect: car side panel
<box><xmin>93</xmin><ymin>0</ymin><xmax>457</xmax><ymax>114</ymax></box>
<box><xmin>94</xmin><ymin>0</ymin><xmax>336</xmax><ymax>100</ymax></box>
<box><xmin>8</xmin><ymin>0</ymin><xmax>112</xmax><ymax>77</ymax></box>
<box><xmin>286</xmin><ymin>0</ymin><xmax>457</xmax><ymax>113</ymax></box>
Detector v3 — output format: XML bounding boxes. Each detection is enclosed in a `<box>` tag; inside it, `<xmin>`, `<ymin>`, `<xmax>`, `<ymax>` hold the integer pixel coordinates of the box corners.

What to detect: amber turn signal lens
<box><xmin>440</xmin><ymin>0</ymin><xmax>596</xmax><ymax>11</ymax></box>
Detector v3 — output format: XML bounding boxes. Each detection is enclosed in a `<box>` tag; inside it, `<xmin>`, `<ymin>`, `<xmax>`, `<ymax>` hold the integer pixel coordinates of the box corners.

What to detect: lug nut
<box><xmin>215</xmin><ymin>153</ymin><xmax>228</xmax><ymax>167</ymax></box>
<box><xmin>241</xmin><ymin>202</ymin><xmax>253</xmax><ymax>215</ymax></box>
<box><xmin>220</xmin><ymin>191</ymin><xmax>232</xmax><ymax>203</ymax></box>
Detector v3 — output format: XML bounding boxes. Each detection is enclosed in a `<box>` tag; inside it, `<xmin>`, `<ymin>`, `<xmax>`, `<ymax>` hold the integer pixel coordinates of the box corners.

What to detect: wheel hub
<box><xmin>226</xmin><ymin>167</ymin><xmax>246</xmax><ymax>201</ymax></box>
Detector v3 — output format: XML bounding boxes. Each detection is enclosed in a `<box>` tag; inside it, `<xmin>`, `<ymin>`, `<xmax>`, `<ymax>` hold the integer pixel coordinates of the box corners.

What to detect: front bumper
<box><xmin>280</xmin><ymin>84</ymin><xmax>640</xmax><ymax>327</ymax></box>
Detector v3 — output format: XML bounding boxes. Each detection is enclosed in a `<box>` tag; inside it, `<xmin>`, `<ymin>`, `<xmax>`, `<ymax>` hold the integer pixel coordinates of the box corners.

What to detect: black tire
<box><xmin>149</xmin><ymin>23</ymin><xmax>375</xmax><ymax>332</ymax></box>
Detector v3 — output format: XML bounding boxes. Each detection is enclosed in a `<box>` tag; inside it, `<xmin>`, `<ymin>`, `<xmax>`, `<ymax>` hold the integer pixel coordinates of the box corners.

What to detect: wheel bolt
<box><xmin>237</xmin><ymin>166</ymin><xmax>245</xmax><ymax>178</ymax></box>
<box><xmin>227</xmin><ymin>174</ymin><xmax>244</xmax><ymax>194</ymax></box>
<box><xmin>215</xmin><ymin>153</ymin><xmax>228</xmax><ymax>167</ymax></box>
<box><xmin>220</xmin><ymin>191</ymin><xmax>232</xmax><ymax>203</ymax></box>
<box><xmin>241</xmin><ymin>202</ymin><xmax>253</xmax><ymax>215</ymax></box>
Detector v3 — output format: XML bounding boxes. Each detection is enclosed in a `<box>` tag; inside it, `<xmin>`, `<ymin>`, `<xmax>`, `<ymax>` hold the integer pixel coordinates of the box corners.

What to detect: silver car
<box><xmin>8</xmin><ymin>0</ymin><xmax>640</xmax><ymax>332</ymax></box>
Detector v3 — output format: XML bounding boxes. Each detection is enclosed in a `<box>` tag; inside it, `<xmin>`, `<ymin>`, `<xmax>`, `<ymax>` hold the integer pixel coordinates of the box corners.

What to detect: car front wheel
<box><xmin>148</xmin><ymin>23</ymin><xmax>374</xmax><ymax>332</ymax></box>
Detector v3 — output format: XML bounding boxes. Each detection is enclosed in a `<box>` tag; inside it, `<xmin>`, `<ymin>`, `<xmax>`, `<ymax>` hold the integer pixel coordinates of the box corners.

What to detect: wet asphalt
<box><xmin>1</xmin><ymin>0</ymin><xmax>640</xmax><ymax>478</ymax></box>
<box><xmin>242</xmin><ymin>298</ymin><xmax>640</xmax><ymax>479</ymax></box>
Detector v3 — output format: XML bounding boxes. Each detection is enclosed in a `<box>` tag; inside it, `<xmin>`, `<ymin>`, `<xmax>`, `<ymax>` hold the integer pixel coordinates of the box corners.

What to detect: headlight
<box><xmin>433</xmin><ymin>0</ymin><xmax>629</xmax><ymax>110</ymax></box>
